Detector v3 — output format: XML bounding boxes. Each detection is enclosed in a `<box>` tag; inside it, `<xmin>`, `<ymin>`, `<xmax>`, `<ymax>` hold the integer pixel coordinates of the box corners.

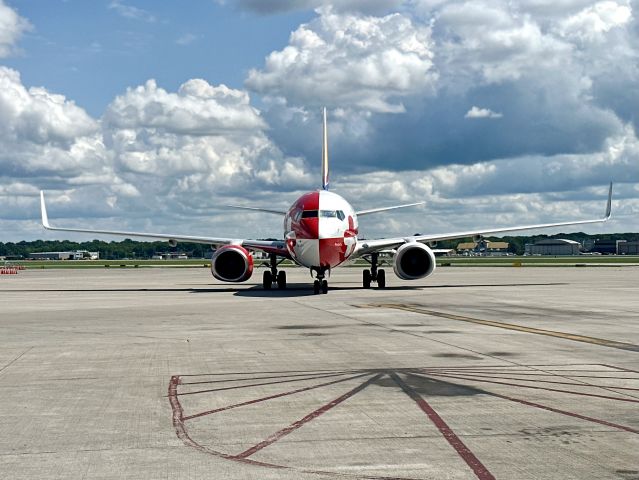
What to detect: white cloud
<box><xmin>246</xmin><ymin>7</ymin><xmax>437</xmax><ymax>113</ymax></box>
<box><xmin>227</xmin><ymin>0</ymin><xmax>403</xmax><ymax>14</ymax></box>
<box><xmin>558</xmin><ymin>1</ymin><xmax>632</xmax><ymax>42</ymax></box>
<box><xmin>176</xmin><ymin>33</ymin><xmax>197</xmax><ymax>46</ymax></box>
<box><xmin>2</xmin><ymin>0</ymin><xmax>639</xmax><ymax>240</ymax></box>
<box><xmin>0</xmin><ymin>0</ymin><xmax>31</xmax><ymax>58</ymax></box>
<box><xmin>464</xmin><ymin>106</ymin><xmax>503</xmax><ymax>119</ymax></box>
<box><xmin>104</xmin><ymin>79</ymin><xmax>266</xmax><ymax>135</ymax></box>
<box><xmin>108</xmin><ymin>0</ymin><xmax>156</xmax><ymax>22</ymax></box>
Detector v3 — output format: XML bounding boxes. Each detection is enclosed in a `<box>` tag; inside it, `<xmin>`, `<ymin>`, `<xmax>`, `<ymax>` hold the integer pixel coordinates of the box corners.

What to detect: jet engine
<box><xmin>211</xmin><ymin>245</ymin><xmax>253</xmax><ymax>282</ymax></box>
<box><xmin>393</xmin><ymin>242</ymin><xmax>436</xmax><ymax>280</ymax></box>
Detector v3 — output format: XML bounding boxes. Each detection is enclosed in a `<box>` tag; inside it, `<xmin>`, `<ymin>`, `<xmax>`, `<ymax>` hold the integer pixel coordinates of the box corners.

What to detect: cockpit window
<box><xmin>302</xmin><ymin>210</ymin><xmax>346</xmax><ymax>220</ymax></box>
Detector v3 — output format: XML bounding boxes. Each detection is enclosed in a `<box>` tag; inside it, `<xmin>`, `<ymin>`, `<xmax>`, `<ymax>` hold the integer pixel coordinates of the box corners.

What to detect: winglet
<box><xmin>40</xmin><ymin>191</ymin><xmax>51</xmax><ymax>229</ymax></box>
<box><xmin>605</xmin><ymin>182</ymin><xmax>613</xmax><ymax>220</ymax></box>
<box><xmin>321</xmin><ymin>107</ymin><xmax>329</xmax><ymax>191</ymax></box>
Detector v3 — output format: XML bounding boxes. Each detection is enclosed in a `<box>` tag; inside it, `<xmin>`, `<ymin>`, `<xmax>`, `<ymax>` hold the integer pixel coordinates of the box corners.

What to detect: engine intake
<box><xmin>393</xmin><ymin>242</ymin><xmax>436</xmax><ymax>280</ymax></box>
<box><xmin>211</xmin><ymin>245</ymin><xmax>253</xmax><ymax>282</ymax></box>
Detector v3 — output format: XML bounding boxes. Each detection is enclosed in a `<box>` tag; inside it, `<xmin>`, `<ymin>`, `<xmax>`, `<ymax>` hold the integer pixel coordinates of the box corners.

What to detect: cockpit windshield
<box><xmin>320</xmin><ymin>210</ymin><xmax>337</xmax><ymax>218</ymax></box>
<box><xmin>301</xmin><ymin>209</ymin><xmax>346</xmax><ymax>220</ymax></box>
<box><xmin>320</xmin><ymin>210</ymin><xmax>346</xmax><ymax>220</ymax></box>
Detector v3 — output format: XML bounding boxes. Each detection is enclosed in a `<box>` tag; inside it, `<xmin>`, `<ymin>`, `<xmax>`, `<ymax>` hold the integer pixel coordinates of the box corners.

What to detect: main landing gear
<box><xmin>262</xmin><ymin>254</ymin><xmax>287</xmax><ymax>290</ymax></box>
<box><xmin>362</xmin><ymin>252</ymin><xmax>386</xmax><ymax>289</ymax></box>
<box><xmin>312</xmin><ymin>267</ymin><xmax>329</xmax><ymax>295</ymax></box>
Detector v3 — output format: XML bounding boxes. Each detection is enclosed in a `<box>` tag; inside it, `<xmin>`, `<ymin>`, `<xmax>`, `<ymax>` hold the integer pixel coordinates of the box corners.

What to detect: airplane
<box><xmin>40</xmin><ymin>108</ymin><xmax>613</xmax><ymax>294</ymax></box>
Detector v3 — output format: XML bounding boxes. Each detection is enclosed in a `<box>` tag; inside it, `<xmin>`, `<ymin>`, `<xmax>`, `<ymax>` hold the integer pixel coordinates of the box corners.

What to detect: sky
<box><xmin>0</xmin><ymin>0</ymin><xmax>637</xmax><ymax>243</ymax></box>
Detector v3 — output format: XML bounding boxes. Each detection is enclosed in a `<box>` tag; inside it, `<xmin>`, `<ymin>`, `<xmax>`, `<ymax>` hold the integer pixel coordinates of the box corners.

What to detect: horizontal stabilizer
<box><xmin>356</xmin><ymin>201</ymin><xmax>425</xmax><ymax>217</ymax></box>
<box><xmin>226</xmin><ymin>205</ymin><xmax>287</xmax><ymax>216</ymax></box>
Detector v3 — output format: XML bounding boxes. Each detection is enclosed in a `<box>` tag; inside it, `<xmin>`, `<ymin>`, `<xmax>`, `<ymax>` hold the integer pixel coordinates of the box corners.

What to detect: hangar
<box><xmin>524</xmin><ymin>239</ymin><xmax>580</xmax><ymax>256</ymax></box>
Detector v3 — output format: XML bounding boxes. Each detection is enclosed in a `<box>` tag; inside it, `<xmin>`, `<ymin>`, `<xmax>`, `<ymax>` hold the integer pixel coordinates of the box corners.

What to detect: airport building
<box><xmin>456</xmin><ymin>240</ymin><xmax>510</xmax><ymax>256</ymax></box>
<box><xmin>524</xmin><ymin>239</ymin><xmax>580</xmax><ymax>256</ymax></box>
<box><xmin>617</xmin><ymin>240</ymin><xmax>639</xmax><ymax>255</ymax></box>
<box><xmin>29</xmin><ymin>250</ymin><xmax>99</xmax><ymax>260</ymax></box>
<box><xmin>590</xmin><ymin>239</ymin><xmax>618</xmax><ymax>255</ymax></box>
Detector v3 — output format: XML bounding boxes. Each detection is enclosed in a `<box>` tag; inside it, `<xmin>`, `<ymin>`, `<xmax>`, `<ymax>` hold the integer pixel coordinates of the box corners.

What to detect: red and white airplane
<box><xmin>41</xmin><ymin>109</ymin><xmax>613</xmax><ymax>294</ymax></box>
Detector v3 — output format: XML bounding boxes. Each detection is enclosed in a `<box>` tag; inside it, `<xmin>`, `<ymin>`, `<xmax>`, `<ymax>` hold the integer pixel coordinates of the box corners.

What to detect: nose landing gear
<box><xmin>312</xmin><ymin>267</ymin><xmax>329</xmax><ymax>294</ymax></box>
<box><xmin>362</xmin><ymin>252</ymin><xmax>386</xmax><ymax>289</ymax></box>
<box><xmin>262</xmin><ymin>254</ymin><xmax>287</xmax><ymax>290</ymax></box>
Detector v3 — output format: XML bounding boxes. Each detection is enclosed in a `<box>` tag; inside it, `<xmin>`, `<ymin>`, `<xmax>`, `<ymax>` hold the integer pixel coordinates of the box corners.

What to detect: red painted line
<box><xmin>179</xmin><ymin>368</ymin><xmax>348</xmax><ymax>377</ymax></box>
<box><xmin>177</xmin><ymin>372</ymin><xmax>352</xmax><ymax>396</ymax></box>
<box><xmin>184</xmin><ymin>372</ymin><xmax>371</xmax><ymax>421</ymax></box>
<box><xmin>488</xmin><ymin>390</ymin><xmax>639</xmax><ymax>434</ymax></box>
<box><xmin>390</xmin><ymin>373</ymin><xmax>495</xmax><ymax>480</ymax></box>
<box><xmin>233</xmin><ymin>373</ymin><xmax>383</xmax><ymax>459</ymax></box>
<box><xmin>171</xmin><ymin>374</ymin><xmax>430</xmax><ymax>480</ymax></box>
<box><xmin>421</xmin><ymin>371</ymin><xmax>639</xmax><ymax>391</ymax></box>
<box><xmin>419</xmin><ymin>372</ymin><xmax>639</xmax><ymax>403</ymax></box>
<box><xmin>167</xmin><ymin>375</ymin><xmax>281</xmax><ymax>468</ymax></box>
<box><xmin>180</xmin><ymin>370</ymin><xmax>354</xmax><ymax>386</ymax></box>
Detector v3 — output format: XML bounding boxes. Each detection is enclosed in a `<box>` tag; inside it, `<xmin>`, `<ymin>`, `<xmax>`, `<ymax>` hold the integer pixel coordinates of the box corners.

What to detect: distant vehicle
<box><xmin>40</xmin><ymin>109</ymin><xmax>613</xmax><ymax>294</ymax></box>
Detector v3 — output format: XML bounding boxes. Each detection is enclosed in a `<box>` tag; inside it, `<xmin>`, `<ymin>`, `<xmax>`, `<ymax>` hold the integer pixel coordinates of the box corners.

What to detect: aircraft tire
<box><xmin>313</xmin><ymin>280</ymin><xmax>320</xmax><ymax>295</ymax></box>
<box><xmin>277</xmin><ymin>271</ymin><xmax>287</xmax><ymax>289</ymax></box>
<box><xmin>377</xmin><ymin>269</ymin><xmax>386</xmax><ymax>288</ymax></box>
<box><xmin>363</xmin><ymin>269</ymin><xmax>371</xmax><ymax>288</ymax></box>
<box><xmin>321</xmin><ymin>280</ymin><xmax>328</xmax><ymax>294</ymax></box>
<box><xmin>263</xmin><ymin>271</ymin><xmax>272</xmax><ymax>290</ymax></box>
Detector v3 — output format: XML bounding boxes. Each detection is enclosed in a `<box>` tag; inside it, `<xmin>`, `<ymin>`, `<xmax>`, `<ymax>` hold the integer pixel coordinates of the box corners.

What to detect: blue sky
<box><xmin>0</xmin><ymin>0</ymin><xmax>637</xmax><ymax>242</ymax></box>
<box><xmin>4</xmin><ymin>1</ymin><xmax>312</xmax><ymax>115</ymax></box>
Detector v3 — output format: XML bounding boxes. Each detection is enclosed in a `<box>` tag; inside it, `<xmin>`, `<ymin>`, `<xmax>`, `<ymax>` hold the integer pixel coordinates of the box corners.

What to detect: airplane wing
<box><xmin>225</xmin><ymin>205</ymin><xmax>287</xmax><ymax>215</ymax></box>
<box><xmin>40</xmin><ymin>192</ymin><xmax>290</xmax><ymax>257</ymax></box>
<box><xmin>356</xmin><ymin>201</ymin><xmax>425</xmax><ymax>216</ymax></box>
<box><xmin>356</xmin><ymin>183</ymin><xmax>613</xmax><ymax>255</ymax></box>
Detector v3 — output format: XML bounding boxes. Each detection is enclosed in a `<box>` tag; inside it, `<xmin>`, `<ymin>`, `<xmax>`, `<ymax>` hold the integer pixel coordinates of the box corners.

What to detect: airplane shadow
<box><xmin>231</xmin><ymin>282</ymin><xmax>568</xmax><ymax>298</ymax></box>
<box><xmin>6</xmin><ymin>282</ymin><xmax>567</xmax><ymax>297</ymax></box>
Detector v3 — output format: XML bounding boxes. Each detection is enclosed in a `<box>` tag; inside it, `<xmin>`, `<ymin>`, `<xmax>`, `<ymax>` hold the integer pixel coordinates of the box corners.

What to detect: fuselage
<box><xmin>284</xmin><ymin>190</ymin><xmax>358</xmax><ymax>270</ymax></box>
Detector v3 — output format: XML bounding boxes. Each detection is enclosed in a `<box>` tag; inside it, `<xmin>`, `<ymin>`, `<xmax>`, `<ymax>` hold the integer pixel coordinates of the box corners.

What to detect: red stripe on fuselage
<box><xmin>290</xmin><ymin>191</ymin><xmax>319</xmax><ymax>240</ymax></box>
<box><xmin>319</xmin><ymin>237</ymin><xmax>349</xmax><ymax>268</ymax></box>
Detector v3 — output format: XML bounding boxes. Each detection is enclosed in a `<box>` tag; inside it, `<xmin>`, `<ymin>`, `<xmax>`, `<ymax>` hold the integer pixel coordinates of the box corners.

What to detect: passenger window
<box><xmin>302</xmin><ymin>210</ymin><xmax>318</xmax><ymax>218</ymax></box>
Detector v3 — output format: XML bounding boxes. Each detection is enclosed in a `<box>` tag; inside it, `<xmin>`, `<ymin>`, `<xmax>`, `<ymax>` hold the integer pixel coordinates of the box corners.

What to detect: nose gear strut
<box><xmin>311</xmin><ymin>266</ymin><xmax>329</xmax><ymax>294</ymax></box>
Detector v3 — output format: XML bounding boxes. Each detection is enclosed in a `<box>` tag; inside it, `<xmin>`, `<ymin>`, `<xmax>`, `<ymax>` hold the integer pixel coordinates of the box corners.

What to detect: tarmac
<box><xmin>0</xmin><ymin>265</ymin><xmax>638</xmax><ymax>480</ymax></box>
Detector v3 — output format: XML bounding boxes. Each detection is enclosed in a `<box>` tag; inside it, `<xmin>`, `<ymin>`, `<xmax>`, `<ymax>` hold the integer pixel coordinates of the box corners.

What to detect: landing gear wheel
<box><xmin>377</xmin><ymin>269</ymin><xmax>386</xmax><ymax>288</ymax></box>
<box><xmin>277</xmin><ymin>270</ymin><xmax>287</xmax><ymax>289</ymax></box>
<box><xmin>363</xmin><ymin>269</ymin><xmax>371</xmax><ymax>289</ymax></box>
<box><xmin>263</xmin><ymin>271</ymin><xmax>272</xmax><ymax>290</ymax></box>
<box><xmin>321</xmin><ymin>279</ymin><xmax>328</xmax><ymax>294</ymax></box>
<box><xmin>313</xmin><ymin>280</ymin><xmax>320</xmax><ymax>295</ymax></box>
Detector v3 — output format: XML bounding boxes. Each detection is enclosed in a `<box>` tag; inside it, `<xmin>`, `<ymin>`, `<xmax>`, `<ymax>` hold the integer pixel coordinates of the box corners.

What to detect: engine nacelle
<box><xmin>211</xmin><ymin>245</ymin><xmax>253</xmax><ymax>282</ymax></box>
<box><xmin>393</xmin><ymin>242</ymin><xmax>436</xmax><ymax>280</ymax></box>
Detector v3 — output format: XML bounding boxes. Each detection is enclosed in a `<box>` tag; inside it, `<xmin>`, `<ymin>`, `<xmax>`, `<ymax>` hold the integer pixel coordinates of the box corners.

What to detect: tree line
<box><xmin>1</xmin><ymin>232</ymin><xmax>636</xmax><ymax>259</ymax></box>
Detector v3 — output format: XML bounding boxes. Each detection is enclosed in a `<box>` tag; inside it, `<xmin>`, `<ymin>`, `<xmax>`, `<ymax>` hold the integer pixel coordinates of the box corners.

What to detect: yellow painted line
<box><xmin>360</xmin><ymin>303</ymin><xmax>639</xmax><ymax>352</ymax></box>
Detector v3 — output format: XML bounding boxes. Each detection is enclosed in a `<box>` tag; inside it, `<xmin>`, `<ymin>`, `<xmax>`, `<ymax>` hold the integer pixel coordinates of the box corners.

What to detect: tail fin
<box><xmin>322</xmin><ymin>107</ymin><xmax>329</xmax><ymax>190</ymax></box>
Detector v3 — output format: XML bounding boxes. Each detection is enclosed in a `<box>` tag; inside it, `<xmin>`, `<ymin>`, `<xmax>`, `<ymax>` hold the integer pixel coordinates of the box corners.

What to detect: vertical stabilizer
<box><xmin>322</xmin><ymin>107</ymin><xmax>329</xmax><ymax>190</ymax></box>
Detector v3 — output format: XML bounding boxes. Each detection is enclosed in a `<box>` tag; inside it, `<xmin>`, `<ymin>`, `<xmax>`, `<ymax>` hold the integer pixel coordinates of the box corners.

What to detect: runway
<box><xmin>0</xmin><ymin>266</ymin><xmax>637</xmax><ymax>479</ymax></box>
